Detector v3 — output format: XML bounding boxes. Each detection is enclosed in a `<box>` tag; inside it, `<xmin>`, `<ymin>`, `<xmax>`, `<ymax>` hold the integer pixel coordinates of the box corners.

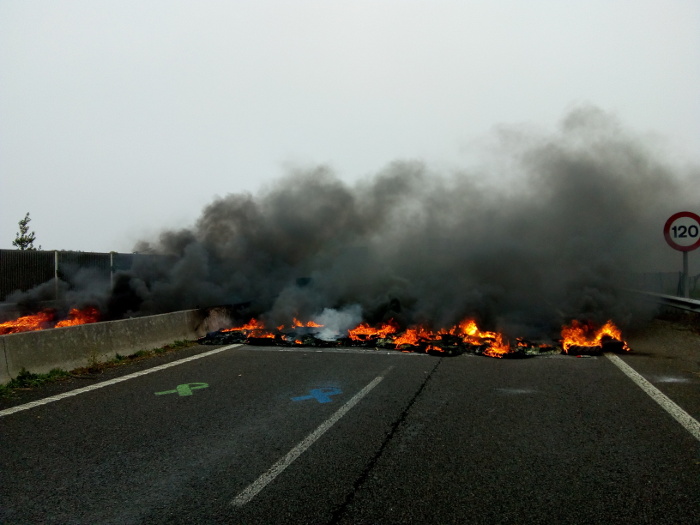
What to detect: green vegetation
<box><xmin>71</xmin><ymin>340</ymin><xmax>196</xmax><ymax>374</ymax></box>
<box><xmin>0</xmin><ymin>368</ymin><xmax>71</xmax><ymax>397</ymax></box>
<box><xmin>12</xmin><ymin>212</ymin><xmax>40</xmax><ymax>250</ymax></box>
<box><xmin>0</xmin><ymin>340</ymin><xmax>197</xmax><ymax>398</ymax></box>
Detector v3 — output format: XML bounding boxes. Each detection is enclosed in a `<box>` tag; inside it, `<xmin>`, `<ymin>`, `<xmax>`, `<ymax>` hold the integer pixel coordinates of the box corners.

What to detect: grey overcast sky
<box><xmin>1</xmin><ymin>0</ymin><xmax>699</xmax><ymax>253</ymax></box>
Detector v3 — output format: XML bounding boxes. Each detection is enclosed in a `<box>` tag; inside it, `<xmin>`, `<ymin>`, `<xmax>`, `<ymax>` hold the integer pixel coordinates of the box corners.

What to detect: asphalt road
<box><xmin>1</xmin><ymin>319</ymin><xmax>699</xmax><ymax>524</ymax></box>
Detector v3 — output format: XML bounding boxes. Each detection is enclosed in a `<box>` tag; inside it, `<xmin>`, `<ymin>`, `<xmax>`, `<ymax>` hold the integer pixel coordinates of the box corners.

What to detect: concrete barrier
<box><xmin>0</xmin><ymin>309</ymin><xmax>214</xmax><ymax>384</ymax></box>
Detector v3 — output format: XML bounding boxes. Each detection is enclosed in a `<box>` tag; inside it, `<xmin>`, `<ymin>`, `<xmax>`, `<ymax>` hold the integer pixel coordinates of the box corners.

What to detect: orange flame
<box><xmin>221</xmin><ymin>317</ymin><xmax>325</xmax><ymax>339</ymax></box>
<box><xmin>480</xmin><ymin>332</ymin><xmax>511</xmax><ymax>358</ymax></box>
<box><xmin>0</xmin><ymin>306</ymin><xmax>102</xmax><ymax>335</ymax></box>
<box><xmin>348</xmin><ymin>321</ymin><xmax>398</xmax><ymax>341</ymax></box>
<box><xmin>55</xmin><ymin>306</ymin><xmax>101</xmax><ymax>327</ymax></box>
<box><xmin>456</xmin><ymin>319</ymin><xmax>512</xmax><ymax>358</ymax></box>
<box><xmin>0</xmin><ymin>310</ymin><xmax>56</xmax><ymax>335</ymax></box>
<box><xmin>222</xmin><ymin>318</ymin><xmax>266</xmax><ymax>332</ymax></box>
<box><xmin>393</xmin><ymin>325</ymin><xmax>434</xmax><ymax>346</ymax></box>
<box><xmin>344</xmin><ymin>318</ymin><xmax>513</xmax><ymax>357</ymax></box>
<box><xmin>255</xmin><ymin>332</ymin><xmax>278</xmax><ymax>339</ymax></box>
<box><xmin>293</xmin><ymin>318</ymin><xmax>324</xmax><ymax>328</ymax></box>
<box><xmin>221</xmin><ymin>318</ymin><xmax>277</xmax><ymax>338</ymax></box>
<box><xmin>560</xmin><ymin>320</ymin><xmax>629</xmax><ymax>353</ymax></box>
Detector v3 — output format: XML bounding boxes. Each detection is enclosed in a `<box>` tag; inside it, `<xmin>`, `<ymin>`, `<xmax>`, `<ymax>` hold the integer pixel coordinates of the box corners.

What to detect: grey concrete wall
<box><xmin>0</xmin><ymin>309</ymin><xmax>213</xmax><ymax>384</ymax></box>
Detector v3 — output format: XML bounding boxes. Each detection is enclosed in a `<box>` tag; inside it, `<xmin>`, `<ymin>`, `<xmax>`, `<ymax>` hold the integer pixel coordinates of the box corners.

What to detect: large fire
<box><xmin>205</xmin><ymin>317</ymin><xmax>583</xmax><ymax>358</ymax></box>
<box><xmin>0</xmin><ymin>303</ymin><xmax>630</xmax><ymax>359</ymax></box>
<box><xmin>202</xmin><ymin>316</ymin><xmax>630</xmax><ymax>358</ymax></box>
<box><xmin>0</xmin><ymin>306</ymin><xmax>101</xmax><ymax>335</ymax></box>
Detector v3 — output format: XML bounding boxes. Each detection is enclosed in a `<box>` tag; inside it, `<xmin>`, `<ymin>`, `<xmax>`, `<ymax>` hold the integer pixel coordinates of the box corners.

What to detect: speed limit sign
<box><xmin>664</xmin><ymin>211</ymin><xmax>700</xmax><ymax>252</ymax></box>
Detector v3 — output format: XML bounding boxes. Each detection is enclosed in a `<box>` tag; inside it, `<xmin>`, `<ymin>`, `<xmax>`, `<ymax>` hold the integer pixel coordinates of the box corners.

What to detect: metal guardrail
<box><xmin>627</xmin><ymin>290</ymin><xmax>700</xmax><ymax>314</ymax></box>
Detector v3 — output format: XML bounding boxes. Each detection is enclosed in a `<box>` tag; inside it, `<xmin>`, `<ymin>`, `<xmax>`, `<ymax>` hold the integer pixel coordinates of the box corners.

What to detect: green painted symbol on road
<box><xmin>155</xmin><ymin>383</ymin><xmax>209</xmax><ymax>397</ymax></box>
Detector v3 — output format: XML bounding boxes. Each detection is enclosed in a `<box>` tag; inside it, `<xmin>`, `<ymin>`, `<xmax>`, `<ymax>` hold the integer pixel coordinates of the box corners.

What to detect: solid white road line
<box><xmin>606</xmin><ymin>353</ymin><xmax>700</xmax><ymax>442</ymax></box>
<box><xmin>0</xmin><ymin>344</ymin><xmax>242</xmax><ymax>418</ymax></box>
<box><xmin>231</xmin><ymin>366</ymin><xmax>394</xmax><ymax>506</ymax></box>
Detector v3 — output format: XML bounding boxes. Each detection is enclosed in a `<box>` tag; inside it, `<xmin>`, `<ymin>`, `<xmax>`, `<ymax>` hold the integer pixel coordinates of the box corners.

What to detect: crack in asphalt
<box><xmin>327</xmin><ymin>357</ymin><xmax>444</xmax><ymax>524</ymax></box>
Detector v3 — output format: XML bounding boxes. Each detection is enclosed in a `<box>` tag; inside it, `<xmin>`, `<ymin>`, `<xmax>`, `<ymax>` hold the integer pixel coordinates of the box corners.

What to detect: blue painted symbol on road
<box><xmin>291</xmin><ymin>387</ymin><xmax>342</xmax><ymax>403</ymax></box>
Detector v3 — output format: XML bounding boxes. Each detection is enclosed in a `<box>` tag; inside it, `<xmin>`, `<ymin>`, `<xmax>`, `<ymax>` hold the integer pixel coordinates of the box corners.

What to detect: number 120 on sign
<box><xmin>664</xmin><ymin>211</ymin><xmax>700</xmax><ymax>252</ymax></box>
<box><xmin>671</xmin><ymin>224</ymin><xmax>699</xmax><ymax>238</ymax></box>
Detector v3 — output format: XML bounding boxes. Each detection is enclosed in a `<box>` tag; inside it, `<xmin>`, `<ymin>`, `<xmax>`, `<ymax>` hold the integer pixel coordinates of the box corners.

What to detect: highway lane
<box><xmin>335</xmin><ymin>352</ymin><xmax>699</xmax><ymax>524</ymax></box>
<box><xmin>0</xmin><ymin>347</ymin><xmax>436</xmax><ymax>524</ymax></box>
<box><xmin>0</xmin><ymin>329</ymin><xmax>699</xmax><ymax>524</ymax></box>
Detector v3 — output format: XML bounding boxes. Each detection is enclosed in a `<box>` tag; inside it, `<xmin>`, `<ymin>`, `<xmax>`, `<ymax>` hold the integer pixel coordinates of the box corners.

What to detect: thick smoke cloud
<box><xmin>124</xmin><ymin>106</ymin><xmax>696</xmax><ymax>337</ymax></box>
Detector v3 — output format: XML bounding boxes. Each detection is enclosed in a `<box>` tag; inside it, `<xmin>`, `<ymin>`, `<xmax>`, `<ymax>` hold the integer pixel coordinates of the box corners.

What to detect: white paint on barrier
<box><xmin>0</xmin><ymin>344</ymin><xmax>242</xmax><ymax>418</ymax></box>
<box><xmin>605</xmin><ymin>353</ymin><xmax>700</xmax><ymax>442</ymax></box>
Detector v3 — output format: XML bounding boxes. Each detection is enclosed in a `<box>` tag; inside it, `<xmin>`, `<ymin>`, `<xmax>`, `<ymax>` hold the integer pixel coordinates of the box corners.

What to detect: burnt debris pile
<box><xmin>195</xmin><ymin>310</ymin><xmax>630</xmax><ymax>359</ymax></box>
<box><xmin>197</xmin><ymin>325</ymin><xmax>555</xmax><ymax>358</ymax></box>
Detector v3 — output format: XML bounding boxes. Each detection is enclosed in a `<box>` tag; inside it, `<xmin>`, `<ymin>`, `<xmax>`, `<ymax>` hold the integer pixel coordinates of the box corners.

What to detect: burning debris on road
<box><xmin>197</xmin><ymin>314</ymin><xmax>630</xmax><ymax>359</ymax></box>
<box><xmin>560</xmin><ymin>319</ymin><xmax>631</xmax><ymax>355</ymax></box>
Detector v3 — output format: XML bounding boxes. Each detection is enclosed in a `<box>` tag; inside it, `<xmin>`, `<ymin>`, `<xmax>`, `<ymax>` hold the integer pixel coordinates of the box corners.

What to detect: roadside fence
<box><xmin>1</xmin><ymin>248</ymin><xmax>698</xmax><ymax>304</ymax></box>
<box><xmin>0</xmin><ymin>249</ymin><xmax>166</xmax><ymax>303</ymax></box>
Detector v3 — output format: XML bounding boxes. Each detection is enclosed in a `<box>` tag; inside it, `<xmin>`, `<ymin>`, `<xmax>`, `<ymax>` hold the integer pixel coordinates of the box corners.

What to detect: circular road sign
<box><xmin>664</xmin><ymin>211</ymin><xmax>700</xmax><ymax>251</ymax></box>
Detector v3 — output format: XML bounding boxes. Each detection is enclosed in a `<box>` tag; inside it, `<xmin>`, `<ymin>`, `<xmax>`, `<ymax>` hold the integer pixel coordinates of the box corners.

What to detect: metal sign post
<box><xmin>663</xmin><ymin>211</ymin><xmax>700</xmax><ymax>297</ymax></box>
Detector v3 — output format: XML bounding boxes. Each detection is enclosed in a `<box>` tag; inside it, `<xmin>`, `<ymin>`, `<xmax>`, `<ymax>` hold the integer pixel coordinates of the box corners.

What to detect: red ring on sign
<box><xmin>664</xmin><ymin>211</ymin><xmax>700</xmax><ymax>251</ymax></box>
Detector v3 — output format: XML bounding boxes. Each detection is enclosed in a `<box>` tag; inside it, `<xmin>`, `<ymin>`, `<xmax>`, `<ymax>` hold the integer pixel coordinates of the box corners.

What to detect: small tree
<box><xmin>13</xmin><ymin>212</ymin><xmax>39</xmax><ymax>250</ymax></box>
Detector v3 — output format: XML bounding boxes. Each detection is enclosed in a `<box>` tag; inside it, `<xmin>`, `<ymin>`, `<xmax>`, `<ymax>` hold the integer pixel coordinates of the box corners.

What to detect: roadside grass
<box><xmin>0</xmin><ymin>340</ymin><xmax>197</xmax><ymax>398</ymax></box>
<box><xmin>0</xmin><ymin>368</ymin><xmax>72</xmax><ymax>397</ymax></box>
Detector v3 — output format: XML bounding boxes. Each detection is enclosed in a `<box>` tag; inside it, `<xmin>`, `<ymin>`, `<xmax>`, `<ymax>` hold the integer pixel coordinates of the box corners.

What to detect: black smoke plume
<box><xmin>118</xmin><ymin>106</ymin><xmax>697</xmax><ymax>337</ymax></box>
